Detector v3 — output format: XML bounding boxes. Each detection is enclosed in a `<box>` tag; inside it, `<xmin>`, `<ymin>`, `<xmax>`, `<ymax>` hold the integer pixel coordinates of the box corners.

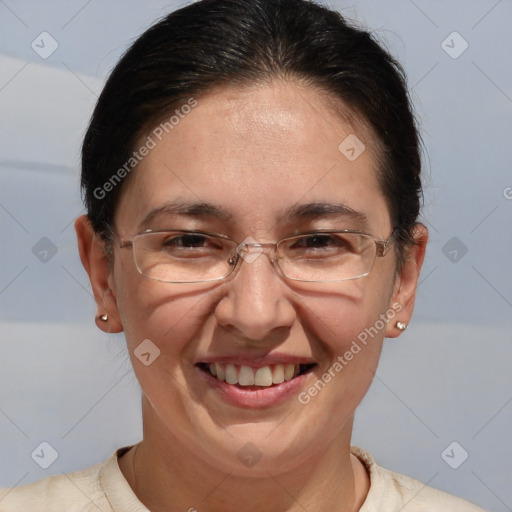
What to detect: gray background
<box><xmin>0</xmin><ymin>0</ymin><xmax>511</xmax><ymax>510</ymax></box>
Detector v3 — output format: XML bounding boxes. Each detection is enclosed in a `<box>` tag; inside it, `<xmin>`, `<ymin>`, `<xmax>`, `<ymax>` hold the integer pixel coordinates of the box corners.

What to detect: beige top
<box><xmin>0</xmin><ymin>446</ymin><xmax>486</xmax><ymax>511</ymax></box>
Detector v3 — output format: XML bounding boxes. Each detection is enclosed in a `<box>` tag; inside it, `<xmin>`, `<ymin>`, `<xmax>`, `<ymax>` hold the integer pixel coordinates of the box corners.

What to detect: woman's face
<box><xmin>96</xmin><ymin>81</ymin><xmax>419</xmax><ymax>475</ymax></box>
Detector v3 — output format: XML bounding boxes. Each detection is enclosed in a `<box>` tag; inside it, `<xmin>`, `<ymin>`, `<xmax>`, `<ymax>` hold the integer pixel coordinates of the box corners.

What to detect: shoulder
<box><xmin>351</xmin><ymin>446</ymin><xmax>487</xmax><ymax>512</ymax></box>
<box><xmin>0</xmin><ymin>454</ymin><xmax>115</xmax><ymax>512</ymax></box>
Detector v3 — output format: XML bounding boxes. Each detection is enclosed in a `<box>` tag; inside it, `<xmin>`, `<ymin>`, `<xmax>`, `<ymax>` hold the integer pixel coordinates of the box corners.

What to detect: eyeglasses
<box><xmin>106</xmin><ymin>228</ymin><xmax>396</xmax><ymax>284</ymax></box>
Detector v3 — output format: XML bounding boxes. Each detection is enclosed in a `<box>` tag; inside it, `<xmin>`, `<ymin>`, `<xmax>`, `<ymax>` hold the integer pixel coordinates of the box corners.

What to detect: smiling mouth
<box><xmin>197</xmin><ymin>362</ymin><xmax>316</xmax><ymax>387</ymax></box>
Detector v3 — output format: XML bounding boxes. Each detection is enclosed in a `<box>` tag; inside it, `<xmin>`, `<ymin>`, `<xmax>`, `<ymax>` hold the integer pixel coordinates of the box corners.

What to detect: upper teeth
<box><xmin>208</xmin><ymin>363</ymin><xmax>299</xmax><ymax>387</ymax></box>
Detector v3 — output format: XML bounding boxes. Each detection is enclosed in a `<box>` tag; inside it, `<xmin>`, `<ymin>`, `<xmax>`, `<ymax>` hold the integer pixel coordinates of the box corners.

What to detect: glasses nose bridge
<box><xmin>235</xmin><ymin>239</ymin><xmax>279</xmax><ymax>268</ymax></box>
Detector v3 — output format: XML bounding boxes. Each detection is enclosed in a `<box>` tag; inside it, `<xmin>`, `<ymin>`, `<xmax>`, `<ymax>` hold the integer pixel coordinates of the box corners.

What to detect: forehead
<box><xmin>115</xmin><ymin>81</ymin><xmax>390</xmax><ymax>235</ymax></box>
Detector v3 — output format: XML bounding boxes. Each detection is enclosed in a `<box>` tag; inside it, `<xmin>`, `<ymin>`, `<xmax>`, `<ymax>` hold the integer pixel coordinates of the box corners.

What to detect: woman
<box><xmin>0</xmin><ymin>0</ymin><xmax>486</xmax><ymax>510</ymax></box>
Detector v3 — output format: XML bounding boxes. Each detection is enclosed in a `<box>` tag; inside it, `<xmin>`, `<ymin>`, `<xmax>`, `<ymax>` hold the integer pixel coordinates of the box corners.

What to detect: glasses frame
<box><xmin>105</xmin><ymin>226</ymin><xmax>397</xmax><ymax>284</ymax></box>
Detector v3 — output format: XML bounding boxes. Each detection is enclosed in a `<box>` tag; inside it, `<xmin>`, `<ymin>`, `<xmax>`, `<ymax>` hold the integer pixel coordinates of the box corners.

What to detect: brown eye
<box><xmin>163</xmin><ymin>234</ymin><xmax>210</xmax><ymax>248</ymax></box>
<box><xmin>292</xmin><ymin>234</ymin><xmax>340</xmax><ymax>249</ymax></box>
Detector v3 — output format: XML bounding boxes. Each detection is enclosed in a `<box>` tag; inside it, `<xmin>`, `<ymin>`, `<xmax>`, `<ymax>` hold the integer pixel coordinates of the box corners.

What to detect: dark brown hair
<box><xmin>81</xmin><ymin>0</ymin><xmax>423</xmax><ymax>265</ymax></box>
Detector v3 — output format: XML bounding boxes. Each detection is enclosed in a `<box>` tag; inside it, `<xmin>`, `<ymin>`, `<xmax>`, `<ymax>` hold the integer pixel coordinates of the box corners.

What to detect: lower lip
<box><xmin>196</xmin><ymin>366</ymin><xmax>312</xmax><ymax>408</ymax></box>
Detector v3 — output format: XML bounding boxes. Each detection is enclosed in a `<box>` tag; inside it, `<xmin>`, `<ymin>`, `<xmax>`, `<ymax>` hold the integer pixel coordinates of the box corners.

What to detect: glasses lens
<box><xmin>133</xmin><ymin>231</ymin><xmax>235</xmax><ymax>283</ymax></box>
<box><xmin>277</xmin><ymin>232</ymin><xmax>376</xmax><ymax>282</ymax></box>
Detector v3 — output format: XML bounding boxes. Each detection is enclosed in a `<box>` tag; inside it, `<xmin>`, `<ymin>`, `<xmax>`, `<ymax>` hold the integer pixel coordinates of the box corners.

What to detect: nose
<box><xmin>214</xmin><ymin>244</ymin><xmax>296</xmax><ymax>343</ymax></box>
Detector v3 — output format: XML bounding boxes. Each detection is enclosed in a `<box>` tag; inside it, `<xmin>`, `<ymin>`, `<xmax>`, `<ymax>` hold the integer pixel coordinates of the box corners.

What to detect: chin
<box><xmin>190</xmin><ymin>418</ymin><xmax>328</xmax><ymax>477</ymax></box>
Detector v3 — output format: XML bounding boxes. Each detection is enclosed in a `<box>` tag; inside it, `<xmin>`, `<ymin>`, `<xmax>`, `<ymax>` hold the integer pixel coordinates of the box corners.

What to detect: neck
<box><xmin>119</xmin><ymin>400</ymin><xmax>370</xmax><ymax>512</ymax></box>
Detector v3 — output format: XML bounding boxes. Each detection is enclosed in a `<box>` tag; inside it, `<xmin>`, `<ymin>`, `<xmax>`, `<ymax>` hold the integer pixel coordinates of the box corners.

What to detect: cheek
<box><xmin>113</xmin><ymin>255</ymin><xmax>220</xmax><ymax>364</ymax></box>
<box><xmin>300</xmin><ymin>292</ymin><xmax>388</xmax><ymax>372</ymax></box>
<box><xmin>296</xmin><ymin>276</ymin><xmax>395</xmax><ymax>402</ymax></box>
<box><xmin>300</xmin><ymin>269</ymin><xmax>394</xmax><ymax>347</ymax></box>
<box><xmin>115</xmin><ymin>280</ymin><xmax>219</xmax><ymax>413</ymax></box>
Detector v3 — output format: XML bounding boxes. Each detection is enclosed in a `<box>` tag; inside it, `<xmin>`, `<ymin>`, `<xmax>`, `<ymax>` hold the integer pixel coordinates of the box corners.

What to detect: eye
<box><xmin>163</xmin><ymin>233</ymin><xmax>211</xmax><ymax>248</ymax></box>
<box><xmin>149</xmin><ymin>232</ymin><xmax>227</xmax><ymax>259</ymax></box>
<box><xmin>291</xmin><ymin>234</ymin><xmax>350</xmax><ymax>250</ymax></box>
<box><xmin>282</xmin><ymin>232</ymin><xmax>363</xmax><ymax>262</ymax></box>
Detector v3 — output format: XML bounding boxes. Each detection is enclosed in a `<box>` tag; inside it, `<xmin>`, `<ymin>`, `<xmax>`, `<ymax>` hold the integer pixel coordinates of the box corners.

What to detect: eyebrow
<box><xmin>282</xmin><ymin>202</ymin><xmax>370</xmax><ymax>229</ymax></box>
<box><xmin>138</xmin><ymin>200</ymin><xmax>369</xmax><ymax>230</ymax></box>
<box><xmin>139</xmin><ymin>201</ymin><xmax>229</xmax><ymax>229</ymax></box>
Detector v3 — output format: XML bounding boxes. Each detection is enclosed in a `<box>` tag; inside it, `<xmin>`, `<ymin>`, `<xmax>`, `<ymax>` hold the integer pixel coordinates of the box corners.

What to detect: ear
<box><xmin>74</xmin><ymin>215</ymin><xmax>123</xmax><ymax>334</ymax></box>
<box><xmin>386</xmin><ymin>224</ymin><xmax>428</xmax><ymax>338</ymax></box>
